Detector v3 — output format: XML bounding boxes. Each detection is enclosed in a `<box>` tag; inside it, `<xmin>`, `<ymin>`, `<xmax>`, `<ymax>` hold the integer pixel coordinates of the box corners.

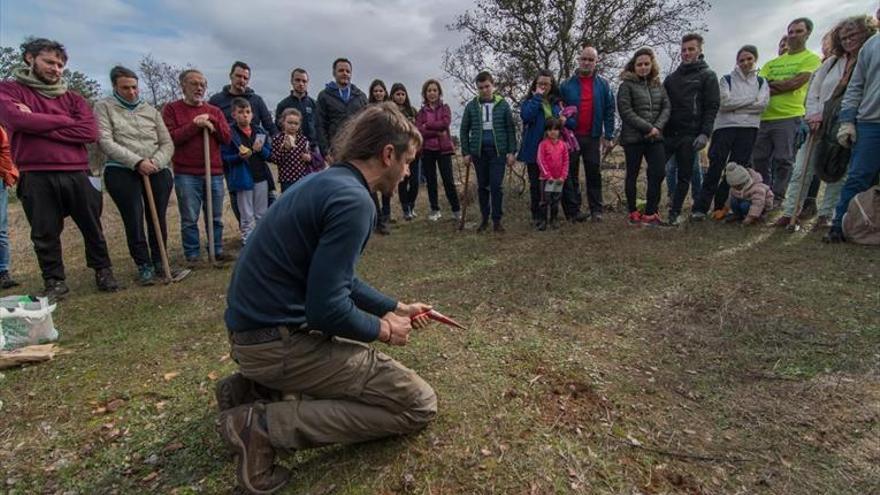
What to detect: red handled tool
<box><xmin>412</xmin><ymin>309</ymin><xmax>467</xmax><ymax>330</ymax></box>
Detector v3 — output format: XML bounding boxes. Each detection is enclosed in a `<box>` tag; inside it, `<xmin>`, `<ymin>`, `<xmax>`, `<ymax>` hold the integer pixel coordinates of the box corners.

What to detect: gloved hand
<box><xmin>693</xmin><ymin>134</ymin><xmax>709</xmax><ymax>151</ymax></box>
<box><xmin>837</xmin><ymin>122</ymin><xmax>857</xmax><ymax>148</ymax></box>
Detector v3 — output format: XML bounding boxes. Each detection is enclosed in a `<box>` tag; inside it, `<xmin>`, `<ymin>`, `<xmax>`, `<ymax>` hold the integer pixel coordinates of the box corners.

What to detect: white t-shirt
<box><xmin>481</xmin><ymin>101</ymin><xmax>495</xmax><ymax>130</ymax></box>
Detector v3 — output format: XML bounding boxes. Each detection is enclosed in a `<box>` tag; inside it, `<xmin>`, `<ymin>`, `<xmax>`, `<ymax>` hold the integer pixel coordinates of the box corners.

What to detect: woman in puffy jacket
<box><xmin>617</xmin><ymin>47</ymin><xmax>670</xmax><ymax>226</ymax></box>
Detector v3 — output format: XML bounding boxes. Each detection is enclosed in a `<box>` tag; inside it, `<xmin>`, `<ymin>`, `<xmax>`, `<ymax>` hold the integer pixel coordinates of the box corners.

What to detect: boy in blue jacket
<box><xmin>222</xmin><ymin>98</ymin><xmax>272</xmax><ymax>244</ymax></box>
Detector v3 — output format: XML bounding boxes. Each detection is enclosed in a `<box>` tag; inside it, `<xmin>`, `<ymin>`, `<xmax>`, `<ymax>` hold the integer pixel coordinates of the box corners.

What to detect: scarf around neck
<box><xmin>113</xmin><ymin>91</ymin><xmax>142</xmax><ymax>110</ymax></box>
<box><xmin>13</xmin><ymin>67</ymin><xmax>67</xmax><ymax>98</ymax></box>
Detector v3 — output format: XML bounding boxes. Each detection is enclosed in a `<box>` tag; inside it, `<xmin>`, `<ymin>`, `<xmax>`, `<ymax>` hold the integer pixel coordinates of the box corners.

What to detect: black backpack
<box><xmin>811</xmin><ymin>65</ymin><xmax>852</xmax><ymax>183</ymax></box>
<box><xmin>722</xmin><ymin>74</ymin><xmax>766</xmax><ymax>91</ymax></box>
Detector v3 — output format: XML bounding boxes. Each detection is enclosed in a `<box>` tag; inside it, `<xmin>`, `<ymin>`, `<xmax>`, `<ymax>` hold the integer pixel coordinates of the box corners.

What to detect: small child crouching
<box><xmin>723</xmin><ymin>162</ymin><xmax>773</xmax><ymax>225</ymax></box>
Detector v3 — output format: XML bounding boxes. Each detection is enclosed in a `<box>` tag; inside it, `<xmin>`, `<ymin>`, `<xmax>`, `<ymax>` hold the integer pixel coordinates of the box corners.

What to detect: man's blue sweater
<box><xmin>224</xmin><ymin>163</ymin><xmax>397</xmax><ymax>342</ymax></box>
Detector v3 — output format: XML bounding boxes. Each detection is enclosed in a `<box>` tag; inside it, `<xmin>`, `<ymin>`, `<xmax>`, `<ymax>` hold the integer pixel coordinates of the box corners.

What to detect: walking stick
<box><xmin>458</xmin><ymin>158</ymin><xmax>471</xmax><ymax>231</ymax></box>
<box><xmin>142</xmin><ymin>173</ymin><xmax>190</xmax><ymax>283</ymax></box>
<box><xmin>787</xmin><ymin>133</ymin><xmax>818</xmax><ymax>231</ymax></box>
<box><xmin>203</xmin><ymin>128</ymin><xmax>216</xmax><ymax>264</ymax></box>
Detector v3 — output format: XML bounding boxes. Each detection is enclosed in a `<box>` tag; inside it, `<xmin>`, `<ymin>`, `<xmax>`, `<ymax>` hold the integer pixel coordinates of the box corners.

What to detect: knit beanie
<box><xmin>725</xmin><ymin>162</ymin><xmax>752</xmax><ymax>189</ymax></box>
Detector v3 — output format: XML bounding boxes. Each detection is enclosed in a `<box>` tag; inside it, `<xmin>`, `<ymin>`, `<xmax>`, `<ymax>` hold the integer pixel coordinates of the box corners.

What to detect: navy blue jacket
<box><xmin>560</xmin><ymin>74</ymin><xmax>615</xmax><ymax>140</ymax></box>
<box><xmin>209</xmin><ymin>85</ymin><xmax>279</xmax><ymax>135</ymax></box>
<box><xmin>225</xmin><ymin>163</ymin><xmax>397</xmax><ymax>341</ymax></box>
<box><xmin>275</xmin><ymin>91</ymin><xmax>318</xmax><ymax>148</ymax></box>
<box><xmin>221</xmin><ymin>123</ymin><xmax>272</xmax><ymax>191</ymax></box>
<box><xmin>316</xmin><ymin>82</ymin><xmax>368</xmax><ymax>155</ymax></box>
<box><xmin>517</xmin><ymin>93</ymin><xmax>561</xmax><ymax>164</ymax></box>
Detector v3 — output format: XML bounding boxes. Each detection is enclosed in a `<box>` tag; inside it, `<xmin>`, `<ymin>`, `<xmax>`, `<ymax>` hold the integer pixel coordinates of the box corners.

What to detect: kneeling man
<box><xmin>219</xmin><ymin>102</ymin><xmax>437</xmax><ymax>494</ymax></box>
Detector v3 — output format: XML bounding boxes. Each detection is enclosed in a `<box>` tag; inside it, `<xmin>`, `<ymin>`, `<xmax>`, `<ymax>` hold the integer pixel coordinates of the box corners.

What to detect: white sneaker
<box><xmin>452</xmin><ymin>211</ymin><xmax>462</xmax><ymax>221</ymax></box>
<box><xmin>428</xmin><ymin>210</ymin><xmax>442</xmax><ymax>221</ymax></box>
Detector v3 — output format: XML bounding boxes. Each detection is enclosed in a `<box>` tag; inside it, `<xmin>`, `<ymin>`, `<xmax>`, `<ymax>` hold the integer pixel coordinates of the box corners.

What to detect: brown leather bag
<box><xmin>842</xmin><ymin>186</ymin><xmax>880</xmax><ymax>245</ymax></box>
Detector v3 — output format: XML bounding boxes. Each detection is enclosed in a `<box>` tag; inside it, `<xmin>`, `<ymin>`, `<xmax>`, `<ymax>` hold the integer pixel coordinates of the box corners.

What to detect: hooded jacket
<box><xmin>727</xmin><ymin>168</ymin><xmax>774</xmax><ymax>219</ymax></box>
<box><xmin>459</xmin><ymin>94</ymin><xmax>517</xmax><ymax>157</ymax></box>
<box><xmin>663</xmin><ymin>58</ymin><xmax>721</xmax><ymax>137</ymax></box>
<box><xmin>209</xmin><ymin>85</ymin><xmax>278</xmax><ymax>136</ymax></box>
<box><xmin>315</xmin><ymin>82</ymin><xmax>368</xmax><ymax>155</ymax></box>
<box><xmin>95</xmin><ymin>95</ymin><xmax>174</xmax><ymax>170</ymax></box>
<box><xmin>714</xmin><ymin>65</ymin><xmax>770</xmax><ymax>130</ymax></box>
<box><xmin>416</xmin><ymin>101</ymin><xmax>455</xmax><ymax>154</ymax></box>
<box><xmin>616</xmin><ymin>71</ymin><xmax>671</xmax><ymax>145</ymax></box>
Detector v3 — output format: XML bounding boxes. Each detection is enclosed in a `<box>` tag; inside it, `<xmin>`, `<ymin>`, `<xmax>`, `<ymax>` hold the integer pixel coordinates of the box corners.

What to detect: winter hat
<box><xmin>725</xmin><ymin>162</ymin><xmax>752</xmax><ymax>189</ymax></box>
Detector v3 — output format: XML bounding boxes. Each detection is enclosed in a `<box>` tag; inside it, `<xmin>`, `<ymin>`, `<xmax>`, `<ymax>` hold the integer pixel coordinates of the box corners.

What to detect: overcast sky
<box><xmin>1</xmin><ymin>0</ymin><xmax>877</xmax><ymax>118</ymax></box>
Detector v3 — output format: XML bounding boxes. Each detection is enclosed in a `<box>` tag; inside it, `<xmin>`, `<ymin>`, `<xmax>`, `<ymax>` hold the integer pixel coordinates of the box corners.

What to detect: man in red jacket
<box><xmin>162</xmin><ymin>69</ymin><xmax>232</xmax><ymax>265</ymax></box>
<box><xmin>0</xmin><ymin>38</ymin><xmax>120</xmax><ymax>300</ymax></box>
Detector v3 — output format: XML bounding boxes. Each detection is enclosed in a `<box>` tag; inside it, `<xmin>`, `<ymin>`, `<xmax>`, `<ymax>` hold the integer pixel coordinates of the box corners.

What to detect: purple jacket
<box><xmin>416</xmin><ymin>101</ymin><xmax>454</xmax><ymax>154</ymax></box>
<box><xmin>0</xmin><ymin>81</ymin><xmax>98</xmax><ymax>172</ymax></box>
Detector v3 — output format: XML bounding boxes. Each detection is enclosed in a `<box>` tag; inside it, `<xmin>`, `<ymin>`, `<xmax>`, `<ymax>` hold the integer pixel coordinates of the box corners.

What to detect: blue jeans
<box><xmin>666</xmin><ymin>152</ymin><xmax>702</xmax><ymax>201</ymax></box>
<box><xmin>0</xmin><ymin>185</ymin><xmax>9</xmax><ymax>272</ymax></box>
<box><xmin>730</xmin><ymin>196</ymin><xmax>751</xmax><ymax>219</ymax></box>
<box><xmin>834</xmin><ymin>122</ymin><xmax>880</xmax><ymax>228</ymax></box>
<box><xmin>175</xmin><ymin>173</ymin><xmax>224</xmax><ymax>259</ymax></box>
<box><xmin>474</xmin><ymin>146</ymin><xmax>506</xmax><ymax>221</ymax></box>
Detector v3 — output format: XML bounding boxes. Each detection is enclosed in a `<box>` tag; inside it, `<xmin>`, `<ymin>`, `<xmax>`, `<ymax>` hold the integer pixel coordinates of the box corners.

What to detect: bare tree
<box><xmin>0</xmin><ymin>46</ymin><xmax>18</xmax><ymax>81</ymax></box>
<box><xmin>138</xmin><ymin>53</ymin><xmax>187</xmax><ymax>107</ymax></box>
<box><xmin>443</xmin><ymin>0</ymin><xmax>710</xmax><ymax>104</ymax></box>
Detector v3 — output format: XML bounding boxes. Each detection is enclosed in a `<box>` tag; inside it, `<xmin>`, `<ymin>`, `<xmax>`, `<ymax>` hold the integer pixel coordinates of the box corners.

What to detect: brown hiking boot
<box><xmin>216</xmin><ymin>373</ymin><xmax>282</xmax><ymax>412</ymax></box>
<box><xmin>216</xmin><ymin>373</ymin><xmax>257</xmax><ymax>412</ymax></box>
<box><xmin>220</xmin><ymin>404</ymin><xmax>290</xmax><ymax>494</ymax></box>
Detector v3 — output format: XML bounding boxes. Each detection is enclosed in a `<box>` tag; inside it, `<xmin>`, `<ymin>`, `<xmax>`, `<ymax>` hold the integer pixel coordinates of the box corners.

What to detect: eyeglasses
<box><xmin>841</xmin><ymin>31</ymin><xmax>865</xmax><ymax>42</ymax></box>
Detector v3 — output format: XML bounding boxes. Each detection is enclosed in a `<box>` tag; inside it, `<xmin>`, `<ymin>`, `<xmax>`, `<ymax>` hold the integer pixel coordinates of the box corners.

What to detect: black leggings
<box><xmin>422</xmin><ymin>151</ymin><xmax>460</xmax><ymax>212</ymax></box>
<box><xmin>624</xmin><ymin>141</ymin><xmax>666</xmax><ymax>215</ymax></box>
<box><xmin>106</xmin><ymin>167</ymin><xmax>173</xmax><ymax>267</ymax></box>
<box><xmin>398</xmin><ymin>156</ymin><xmax>420</xmax><ymax>210</ymax></box>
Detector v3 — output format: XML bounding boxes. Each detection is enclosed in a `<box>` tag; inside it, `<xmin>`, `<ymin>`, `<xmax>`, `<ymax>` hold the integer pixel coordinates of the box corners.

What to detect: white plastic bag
<box><xmin>0</xmin><ymin>296</ymin><xmax>59</xmax><ymax>351</ymax></box>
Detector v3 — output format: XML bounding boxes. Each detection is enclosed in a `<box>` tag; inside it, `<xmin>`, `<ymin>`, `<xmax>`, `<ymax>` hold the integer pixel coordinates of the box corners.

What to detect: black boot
<box><xmin>0</xmin><ymin>271</ymin><xmax>20</xmax><ymax>289</ymax></box>
<box><xmin>95</xmin><ymin>267</ymin><xmax>122</xmax><ymax>292</ymax></box>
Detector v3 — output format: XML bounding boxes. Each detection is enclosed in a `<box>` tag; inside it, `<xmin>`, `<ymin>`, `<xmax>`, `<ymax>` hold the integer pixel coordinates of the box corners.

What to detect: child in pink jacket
<box><xmin>724</xmin><ymin>162</ymin><xmax>774</xmax><ymax>225</ymax></box>
<box><xmin>537</xmin><ymin>118</ymin><xmax>569</xmax><ymax>230</ymax></box>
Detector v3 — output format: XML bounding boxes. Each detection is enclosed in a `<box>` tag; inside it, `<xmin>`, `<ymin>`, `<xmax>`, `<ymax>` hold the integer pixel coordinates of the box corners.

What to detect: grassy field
<box><xmin>0</xmin><ymin>166</ymin><xmax>877</xmax><ymax>495</ymax></box>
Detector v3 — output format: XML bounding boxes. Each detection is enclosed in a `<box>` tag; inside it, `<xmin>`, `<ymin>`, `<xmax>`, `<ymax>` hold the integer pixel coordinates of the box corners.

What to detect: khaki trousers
<box><xmin>231</xmin><ymin>330</ymin><xmax>437</xmax><ymax>450</ymax></box>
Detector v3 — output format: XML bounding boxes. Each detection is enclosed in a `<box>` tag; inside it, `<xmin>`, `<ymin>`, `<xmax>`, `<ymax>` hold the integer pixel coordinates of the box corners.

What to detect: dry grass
<box><xmin>0</xmin><ymin>165</ymin><xmax>877</xmax><ymax>494</ymax></box>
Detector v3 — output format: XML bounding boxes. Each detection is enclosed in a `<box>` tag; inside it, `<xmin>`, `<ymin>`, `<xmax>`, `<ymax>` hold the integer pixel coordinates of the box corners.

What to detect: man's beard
<box><xmin>33</xmin><ymin>66</ymin><xmax>61</xmax><ymax>85</ymax></box>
